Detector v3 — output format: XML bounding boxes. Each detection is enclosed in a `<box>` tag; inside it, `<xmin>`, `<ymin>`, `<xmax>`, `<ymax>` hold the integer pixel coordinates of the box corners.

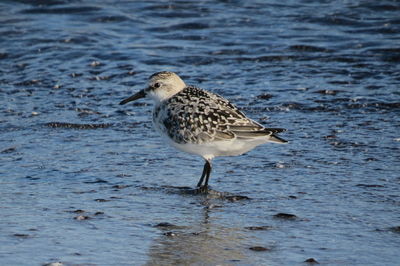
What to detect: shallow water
<box><xmin>1</xmin><ymin>0</ymin><xmax>399</xmax><ymax>265</ymax></box>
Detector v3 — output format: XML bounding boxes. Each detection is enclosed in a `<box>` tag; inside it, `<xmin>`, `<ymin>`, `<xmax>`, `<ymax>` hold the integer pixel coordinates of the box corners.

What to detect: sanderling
<box><xmin>120</xmin><ymin>71</ymin><xmax>287</xmax><ymax>192</ymax></box>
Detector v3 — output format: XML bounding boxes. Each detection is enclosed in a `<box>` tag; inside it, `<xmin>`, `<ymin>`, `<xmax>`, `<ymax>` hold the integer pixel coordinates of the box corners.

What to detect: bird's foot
<box><xmin>195</xmin><ymin>185</ymin><xmax>209</xmax><ymax>194</ymax></box>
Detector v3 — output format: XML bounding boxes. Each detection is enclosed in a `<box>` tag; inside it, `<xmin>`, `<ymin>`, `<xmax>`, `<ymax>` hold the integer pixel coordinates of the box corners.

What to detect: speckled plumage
<box><xmin>153</xmin><ymin>85</ymin><xmax>284</xmax><ymax>145</ymax></box>
<box><xmin>120</xmin><ymin>71</ymin><xmax>287</xmax><ymax>191</ymax></box>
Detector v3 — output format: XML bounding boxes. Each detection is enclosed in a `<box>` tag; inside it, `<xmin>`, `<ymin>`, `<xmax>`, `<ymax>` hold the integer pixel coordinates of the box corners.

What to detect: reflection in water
<box><xmin>146</xmin><ymin>198</ymin><xmax>253</xmax><ymax>265</ymax></box>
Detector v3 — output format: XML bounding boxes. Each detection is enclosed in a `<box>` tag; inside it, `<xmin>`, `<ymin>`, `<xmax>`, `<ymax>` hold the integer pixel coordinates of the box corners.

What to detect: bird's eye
<box><xmin>154</xmin><ymin>83</ymin><xmax>161</xmax><ymax>88</ymax></box>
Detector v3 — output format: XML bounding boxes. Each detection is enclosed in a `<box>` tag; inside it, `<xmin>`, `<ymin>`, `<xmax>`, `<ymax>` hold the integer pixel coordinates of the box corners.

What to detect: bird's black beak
<box><xmin>119</xmin><ymin>89</ymin><xmax>146</xmax><ymax>105</ymax></box>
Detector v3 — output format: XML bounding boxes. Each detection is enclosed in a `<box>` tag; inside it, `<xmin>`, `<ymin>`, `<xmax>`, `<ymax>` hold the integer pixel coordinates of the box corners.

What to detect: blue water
<box><xmin>1</xmin><ymin>0</ymin><xmax>399</xmax><ymax>265</ymax></box>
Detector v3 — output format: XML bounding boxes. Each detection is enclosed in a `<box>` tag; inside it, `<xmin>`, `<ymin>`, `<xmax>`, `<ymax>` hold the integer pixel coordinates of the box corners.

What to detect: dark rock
<box><xmin>290</xmin><ymin>45</ymin><xmax>328</xmax><ymax>52</ymax></box>
<box><xmin>274</xmin><ymin>213</ymin><xmax>297</xmax><ymax>219</ymax></box>
<box><xmin>249</xmin><ymin>246</ymin><xmax>270</xmax><ymax>251</ymax></box>
<box><xmin>245</xmin><ymin>226</ymin><xmax>273</xmax><ymax>231</ymax></box>
<box><xmin>155</xmin><ymin>222</ymin><xmax>175</xmax><ymax>228</ymax></box>
<box><xmin>1</xmin><ymin>147</ymin><xmax>16</xmax><ymax>153</ymax></box>
<box><xmin>356</xmin><ymin>184</ymin><xmax>384</xmax><ymax>188</ymax></box>
<box><xmin>84</xmin><ymin>179</ymin><xmax>108</xmax><ymax>184</ymax></box>
<box><xmin>257</xmin><ymin>93</ymin><xmax>273</xmax><ymax>100</ymax></box>
<box><xmin>304</xmin><ymin>258</ymin><xmax>319</xmax><ymax>264</ymax></box>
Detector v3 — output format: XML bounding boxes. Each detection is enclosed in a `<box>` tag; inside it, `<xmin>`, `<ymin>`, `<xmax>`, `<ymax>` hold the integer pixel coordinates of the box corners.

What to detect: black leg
<box><xmin>197</xmin><ymin>161</ymin><xmax>208</xmax><ymax>187</ymax></box>
<box><xmin>196</xmin><ymin>160</ymin><xmax>212</xmax><ymax>193</ymax></box>
<box><xmin>204</xmin><ymin>160</ymin><xmax>212</xmax><ymax>187</ymax></box>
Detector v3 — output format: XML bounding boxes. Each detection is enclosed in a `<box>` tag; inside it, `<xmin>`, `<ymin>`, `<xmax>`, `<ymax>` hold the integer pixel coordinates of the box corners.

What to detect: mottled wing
<box><xmin>157</xmin><ymin>86</ymin><xmax>286</xmax><ymax>144</ymax></box>
<box><xmin>207</xmin><ymin>91</ymin><xmax>287</xmax><ymax>143</ymax></box>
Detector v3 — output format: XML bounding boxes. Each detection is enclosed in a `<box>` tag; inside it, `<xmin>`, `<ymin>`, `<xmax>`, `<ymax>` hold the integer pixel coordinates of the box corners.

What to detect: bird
<box><xmin>120</xmin><ymin>71</ymin><xmax>287</xmax><ymax>192</ymax></box>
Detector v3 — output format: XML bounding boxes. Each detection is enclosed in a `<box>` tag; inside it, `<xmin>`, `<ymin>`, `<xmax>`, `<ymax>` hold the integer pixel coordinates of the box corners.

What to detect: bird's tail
<box><xmin>269</xmin><ymin>134</ymin><xmax>288</xmax><ymax>144</ymax></box>
<box><xmin>233</xmin><ymin>127</ymin><xmax>288</xmax><ymax>143</ymax></box>
<box><xmin>265</xmin><ymin>128</ymin><xmax>288</xmax><ymax>144</ymax></box>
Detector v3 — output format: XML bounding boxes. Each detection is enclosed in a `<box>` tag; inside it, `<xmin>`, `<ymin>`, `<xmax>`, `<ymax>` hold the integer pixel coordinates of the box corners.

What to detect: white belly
<box><xmin>167</xmin><ymin>136</ymin><xmax>271</xmax><ymax>160</ymax></box>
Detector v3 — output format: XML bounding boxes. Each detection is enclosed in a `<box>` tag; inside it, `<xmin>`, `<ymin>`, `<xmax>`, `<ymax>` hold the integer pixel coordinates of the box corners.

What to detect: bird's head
<box><xmin>119</xmin><ymin>71</ymin><xmax>186</xmax><ymax>105</ymax></box>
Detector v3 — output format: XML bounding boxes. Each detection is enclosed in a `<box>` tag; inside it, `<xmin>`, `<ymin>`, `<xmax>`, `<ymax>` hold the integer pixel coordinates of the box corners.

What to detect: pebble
<box><xmin>112</xmin><ymin>184</ymin><xmax>130</xmax><ymax>189</ymax></box>
<box><xmin>257</xmin><ymin>93</ymin><xmax>273</xmax><ymax>99</ymax></box>
<box><xmin>245</xmin><ymin>226</ymin><xmax>273</xmax><ymax>231</ymax></box>
<box><xmin>1</xmin><ymin>147</ymin><xmax>16</xmax><ymax>153</ymax></box>
<box><xmin>13</xmin><ymin>233</ymin><xmax>31</xmax><ymax>239</ymax></box>
<box><xmin>304</xmin><ymin>258</ymin><xmax>319</xmax><ymax>264</ymax></box>
<box><xmin>249</xmin><ymin>246</ymin><xmax>270</xmax><ymax>252</ymax></box>
<box><xmin>274</xmin><ymin>213</ymin><xmax>298</xmax><ymax>219</ymax></box>
<box><xmin>90</xmin><ymin>61</ymin><xmax>101</xmax><ymax>67</ymax></box>
<box><xmin>43</xmin><ymin>262</ymin><xmax>63</xmax><ymax>266</ymax></box>
<box><xmin>356</xmin><ymin>184</ymin><xmax>384</xmax><ymax>188</ymax></box>
<box><xmin>155</xmin><ymin>222</ymin><xmax>175</xmax><ymax>228</ymax></box>
<box><xmin>72</xmin><ymin>209</ymin><xmax>85</xmax><ymax>213</ymax></box>
<box><xmin>315</xmin><ymin>89</ymin><xmax>340</xmax><ymax>95</ymax></box>
<box><xmin>70</xmin><ymin>73</ymin><xmax>82</xmax><ymax>78</ymax></box>
<box><xmin>163</xmin><ymin>232</ymin><xmax>177</xmax><ymax>237</ymax></box>
<box><xmin>94</xmin><ymin>199</ymin><xmax>109</xmax><ymax>202</ymax></box>
<box><xmin>225</xmin><ymin>195</ymin><xmax>250</xmax><ymax>202</ymax></box>
<box><xmin>74</xmin><ymin>215</ymin><xmax>90</xmax><ymax>221</ymax></box>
